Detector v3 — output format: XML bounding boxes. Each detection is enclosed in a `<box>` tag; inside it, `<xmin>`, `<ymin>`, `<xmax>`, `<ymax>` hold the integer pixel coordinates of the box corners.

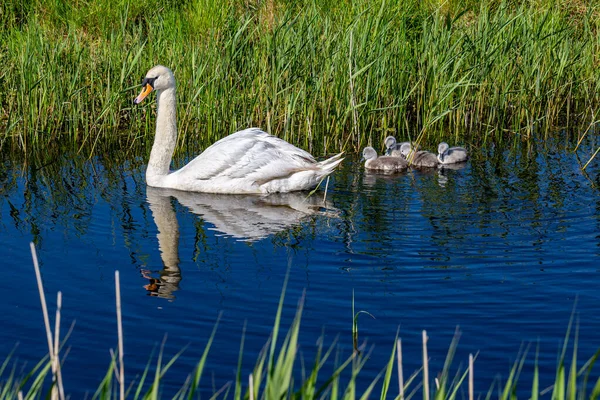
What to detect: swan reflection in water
<box><xmin>144</xmin><ymin>187</ymin><xmax>336</xmax><ymax>299</ymax></box>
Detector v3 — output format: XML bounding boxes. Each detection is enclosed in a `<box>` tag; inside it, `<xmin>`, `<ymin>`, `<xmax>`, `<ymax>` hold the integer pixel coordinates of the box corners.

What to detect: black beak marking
<box><xmin>141</xmin><ymin>77</ymin><xmax>157</xmax><ymax>89</ymax></box>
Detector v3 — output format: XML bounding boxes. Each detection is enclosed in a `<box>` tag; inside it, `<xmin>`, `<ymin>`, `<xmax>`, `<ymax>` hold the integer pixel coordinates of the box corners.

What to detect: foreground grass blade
<box><xmin>380</xmin><ymin>334</ymin><xmax>398</xmax><ymax>400</ymax></box>
<box><xmin>187</xmin><ymin>312</ymin><xmax>222</xmax><ymax>399</ymax></box>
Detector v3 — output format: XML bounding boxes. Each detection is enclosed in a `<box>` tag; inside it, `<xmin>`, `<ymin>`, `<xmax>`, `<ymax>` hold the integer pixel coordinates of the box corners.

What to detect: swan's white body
<box><xmin>136</xmin><ymin>65</ymin><xmax>344</xmax><ymax>194</ymax></box>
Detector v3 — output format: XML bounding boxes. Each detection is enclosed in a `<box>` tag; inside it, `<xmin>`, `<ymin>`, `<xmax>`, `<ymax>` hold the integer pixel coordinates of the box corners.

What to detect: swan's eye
<box><xmin>142</xmin><ymin>77</ymin><xmax>157</xmax><ymax>88</ymax></box>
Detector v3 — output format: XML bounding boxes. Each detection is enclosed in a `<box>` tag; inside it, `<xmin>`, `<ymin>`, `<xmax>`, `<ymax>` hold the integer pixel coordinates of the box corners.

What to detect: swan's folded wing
<box><xmin>172</xmin><ymin>128</ymin><xmax>317</xmax><ymax>183</ymax></box>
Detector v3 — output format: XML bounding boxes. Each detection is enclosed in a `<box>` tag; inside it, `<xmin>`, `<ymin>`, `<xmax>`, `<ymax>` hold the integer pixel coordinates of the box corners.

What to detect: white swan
<box><xmin>134</xmin><ymin>65</ymin><xmax>344</xmax><ymax>194</ymax></box>
<box><xmin>437</xmin><ymin>142</ymin><xmax>468</xmax><ymax>164</ymax></box>
<box><xmin>362</xmin><ymin>147</ymin><xmax>408</xmax><ymax>172</ymax></box>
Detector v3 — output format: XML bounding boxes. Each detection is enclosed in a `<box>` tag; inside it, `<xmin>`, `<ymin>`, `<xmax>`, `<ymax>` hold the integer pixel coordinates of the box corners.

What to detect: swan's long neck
<box><xmin>147</xmin><ymin>87</ymin><xmax>177</xmax><ymax>186</ymax></box>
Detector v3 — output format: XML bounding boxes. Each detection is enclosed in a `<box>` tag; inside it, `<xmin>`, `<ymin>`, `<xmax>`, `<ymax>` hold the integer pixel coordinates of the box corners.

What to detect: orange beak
<box><xmin>134</xmin><ymin>84</ymin><xmax>153</xmax><ymax>104</ymax></box>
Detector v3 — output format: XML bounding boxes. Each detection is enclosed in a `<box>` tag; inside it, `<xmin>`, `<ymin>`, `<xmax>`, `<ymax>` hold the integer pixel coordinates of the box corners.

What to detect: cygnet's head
<box><xmin>134</xmin><ymin>65</ymin><xmax>176</xmax><ymax>104</ymax></box>
<box><xmin>400</xmin><ymin>142</ymin><xmax>412</xmax><ymax>157</ymax></box>
<box><xmin>384</xmin><ymin>136</ymin><xmax>397</xmax><ymax>154</ymax></box>
<box><xmin>362</xmin><ymin>147</ymin><xmax>378</xmax><ymax>161</ymax></box>
<box><xmin>438</xmin><ymin>142</ymin><xmax>449</xmax><ymax>155</ymax></box>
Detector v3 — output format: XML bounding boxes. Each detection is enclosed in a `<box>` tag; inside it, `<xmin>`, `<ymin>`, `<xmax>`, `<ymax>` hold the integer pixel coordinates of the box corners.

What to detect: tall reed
<box><xmin>1</xmin><ymin>0</ymin><xmax>600</xmax><ymax>156</ymax></box>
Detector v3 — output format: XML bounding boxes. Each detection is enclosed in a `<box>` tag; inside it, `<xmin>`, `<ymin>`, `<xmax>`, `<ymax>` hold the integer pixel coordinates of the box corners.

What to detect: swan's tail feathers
<box><xmin>318</xmin><ymin>152</ymin><xmax>345</xmax><ymax>166</ymax></box>
<box><xmin>318</xmin><ymin>152</ymin><xmax>345</xmax><ymax>176</ymax></box>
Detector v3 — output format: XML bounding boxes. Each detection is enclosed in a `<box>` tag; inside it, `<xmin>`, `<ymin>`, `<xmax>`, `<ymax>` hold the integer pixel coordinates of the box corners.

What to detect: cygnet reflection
<box><xmin>436</xmin><ymin>161</ymin><xmax>468</xmax><ymax>187</ymax></box>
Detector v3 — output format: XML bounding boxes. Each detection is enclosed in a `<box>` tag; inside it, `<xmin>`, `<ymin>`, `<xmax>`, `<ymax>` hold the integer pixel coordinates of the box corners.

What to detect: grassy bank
<box><xmin>1</xmin><ymin>0</ymin><xmax>600</xmax><ymax>155</ymax></box>
<box><xmin>2</xmin><ymin>244</ymin><xmax>600</xmax><ymax>399</ymax></box>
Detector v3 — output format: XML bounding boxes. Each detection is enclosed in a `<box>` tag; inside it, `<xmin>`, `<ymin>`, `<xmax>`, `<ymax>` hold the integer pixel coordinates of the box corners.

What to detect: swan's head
<box><xmin>134</xmin><ymin>65</ymin><xmax>176</xmax><ymax>104</ymax></box>
<box><xmin>362</xmin><ymin>147</ymin><xmax>378</xmax><ymax>162</ymax></box>
<box><xmin>438</xmin><ymin>142</ymin><xmax>449</xmax><ymax>155</ymax></box>
<box><xmin>400</xmin><ymin>142</ymin><xmax>412</xmax><ymax>158</ymax></box>
<box><xmin>384</xmin><ymin>136</ymin><xmax>396</xmax><ymax>155</ymax></box>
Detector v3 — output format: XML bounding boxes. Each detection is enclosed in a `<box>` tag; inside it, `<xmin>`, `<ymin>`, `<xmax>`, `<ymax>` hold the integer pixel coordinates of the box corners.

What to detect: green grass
<box><xmin>4</xmin><ymin>284</ymin><xmax>600</xmax><ymax>400</ymax></box>
<box><xmin>2</xmin><ymin>0</ymin><xmax>600</xmax><ymax>156</ymax></box>
<box><xmin>2</xmin><ymin>245</ymin><xmax>600</xmax><ymax>399</ymax></box>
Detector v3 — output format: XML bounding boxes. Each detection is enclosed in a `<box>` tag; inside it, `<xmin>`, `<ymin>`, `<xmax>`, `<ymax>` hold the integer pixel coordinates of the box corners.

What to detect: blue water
<box><xmin>1</xmin><ymin>137</ymin><xmax>599</xmax><ymax>398</ymax></box>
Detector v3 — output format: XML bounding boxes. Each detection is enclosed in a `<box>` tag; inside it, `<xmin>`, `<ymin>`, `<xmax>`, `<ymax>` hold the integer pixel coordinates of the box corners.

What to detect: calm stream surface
<box><xmin>1</xmin><ymin>136</ymin><xmax>599</xmax><ymax>397</ymax></box>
